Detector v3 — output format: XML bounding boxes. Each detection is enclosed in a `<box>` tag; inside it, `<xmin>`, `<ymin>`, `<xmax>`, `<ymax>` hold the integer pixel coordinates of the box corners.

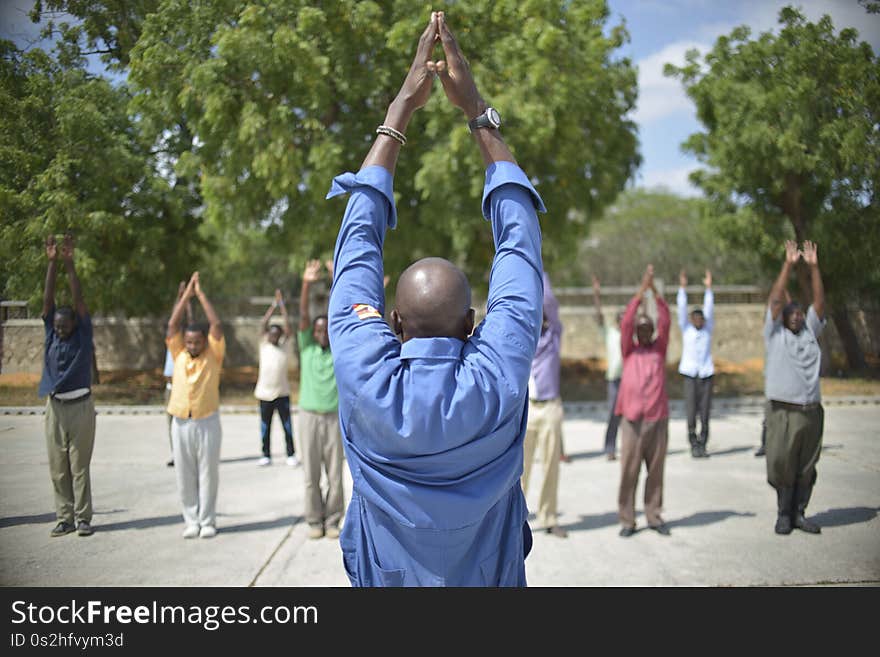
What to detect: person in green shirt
<box><xmin>298</xmin><ymin>259</ymin><xmax>344</xmax><ymax>540</ymax></box>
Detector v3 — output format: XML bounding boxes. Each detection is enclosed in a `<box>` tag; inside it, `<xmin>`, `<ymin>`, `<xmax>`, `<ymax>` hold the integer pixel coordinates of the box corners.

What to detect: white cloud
<box><xmin>631</xmin><ymin>40</ymin><xmax>710</xmax><ymax>124</ymax></box>
<box><xmin>636</xmin><ymin>165</ymin><xmax>703</xmax><ymax>197</ymax></box>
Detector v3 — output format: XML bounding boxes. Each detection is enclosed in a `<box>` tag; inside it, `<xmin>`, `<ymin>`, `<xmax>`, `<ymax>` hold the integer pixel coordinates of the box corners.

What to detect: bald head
<box><xmin>390</xmin><ymin>257</ymin><xmax>475</xmax><ymax>342</ymax></box>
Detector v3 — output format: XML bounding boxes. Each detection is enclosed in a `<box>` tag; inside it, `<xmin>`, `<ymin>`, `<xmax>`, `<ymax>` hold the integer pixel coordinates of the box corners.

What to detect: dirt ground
<box><xmin>1</xmin><ymin>358</ymin><xmax>878</xmax><ymax>406</ymax></box>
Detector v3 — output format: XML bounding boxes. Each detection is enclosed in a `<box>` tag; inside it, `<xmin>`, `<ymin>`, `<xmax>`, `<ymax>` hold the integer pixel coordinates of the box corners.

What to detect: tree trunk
<box><xmin>831</xmin><ymin>306</ymin><xmax>867</xmax><ymax>373</ymax></box>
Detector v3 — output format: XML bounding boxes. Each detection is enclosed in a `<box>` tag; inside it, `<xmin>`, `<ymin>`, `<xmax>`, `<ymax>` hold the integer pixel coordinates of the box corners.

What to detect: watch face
<box><xmin>487</xmin><ymin>107</ymin><xmax>501</xmax><ymax>127</ymax></box>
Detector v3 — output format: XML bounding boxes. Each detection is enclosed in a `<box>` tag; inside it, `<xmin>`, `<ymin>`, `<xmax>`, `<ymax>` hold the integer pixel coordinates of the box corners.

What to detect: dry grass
<box><xmin>1</xmin><ymin>360</ymin><xmax>878</xmax><ymax>406</ymax></box>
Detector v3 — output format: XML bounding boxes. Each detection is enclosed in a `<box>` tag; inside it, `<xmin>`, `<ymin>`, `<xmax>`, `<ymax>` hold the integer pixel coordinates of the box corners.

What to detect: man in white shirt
<box><xmin>677</xmin><ymin>269</ymin><xmax>714</xmax><ymax>458</ymax></box>
<box><xmin>592</xmin><ymin>276</ymin><xmax>623</xmax><ymax>461</ymax></box>
<box><xmin>254</xmin><ymin>289</ymin><xmax>299</xmax><ymax>467</ymax></box>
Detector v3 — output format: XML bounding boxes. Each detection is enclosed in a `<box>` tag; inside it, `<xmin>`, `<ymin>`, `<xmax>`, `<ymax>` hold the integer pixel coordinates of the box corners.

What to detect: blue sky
<box><xmin>3</xmin><ymin>0</ymin><xmax>878</xmax><ymax>197</ymax></box>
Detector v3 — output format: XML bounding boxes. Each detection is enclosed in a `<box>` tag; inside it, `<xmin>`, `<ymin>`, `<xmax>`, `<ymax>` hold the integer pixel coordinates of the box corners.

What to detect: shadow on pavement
<box><xmin>666</xmin><ymin>510</ymin><xmax>756</xmax><ymax>529</ymax></box>
<box><xmin>220</xmin><ymin>516</ymin><xmax>301</xmax><ymax>534</ymax></box>
<box><xmin>562</xmin><ymin>449</ymin><xmax>607</xmax><ymax>462</ymax></box>
<box><xmin>0</xmin><ymin>512</ymin><xmax>56</xmax><ymax>528</ymax></box>
<box><xmin>220</xmin><ymin>455</ymin><xmax>266</xmax><ymax>465</ymax></box>
<box><xmin>560</xmin><ymin>511</ymin><xmax>620</xmax><ymax>532</ymax></box>
<box><xmin>95</xmin><ymin>514</ymin><xmax>182</xmax><ymax>532</ymax></box>
<box><xmin>705</xmin><ymin>446</ymin><xmax>753</xmax><ymax>457</ymax></box>
<box><xmin>809</xmin><ymin>506</ymin><xmax>879</xmax><ymax>528</ymax></box>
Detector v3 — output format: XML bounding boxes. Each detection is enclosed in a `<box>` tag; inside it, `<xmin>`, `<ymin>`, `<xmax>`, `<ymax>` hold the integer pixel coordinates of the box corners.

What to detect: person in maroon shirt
<box><xmin>614</xmin><ymin>264</ymin><xmax>671</xmax><ymax>537</ymax></box>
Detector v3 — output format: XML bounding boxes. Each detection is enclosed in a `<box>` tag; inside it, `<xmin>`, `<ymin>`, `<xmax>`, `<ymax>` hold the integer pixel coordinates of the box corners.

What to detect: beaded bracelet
<box><xmin>376</xmin><ymin>124</ymin><xmax>406</xmax><ymax>145</ymax></box>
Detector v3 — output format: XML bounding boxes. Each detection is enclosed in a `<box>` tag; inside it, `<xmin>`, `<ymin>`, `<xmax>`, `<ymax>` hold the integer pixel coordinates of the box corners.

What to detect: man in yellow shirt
<box><xmin>166</xmin><ymin>272</ymin><xmax>225</xmax><ymax>539</ymax></box>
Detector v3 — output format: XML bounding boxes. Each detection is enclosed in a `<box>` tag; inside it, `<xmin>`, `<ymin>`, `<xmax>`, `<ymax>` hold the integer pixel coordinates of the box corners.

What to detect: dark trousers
<box><xmin>765</xmin><ymin>402</ymin><xmax>823</xmax><ymax>491</ymax></box>
<box><xmin>259</xmin><ymin>396</ymin><xmax>295</xmax><ymax>458</ymax></box>
<box><xmin>604</xmin><ymin>378</ymin><xmax>621</xmax><ymax>455</ymax></box>
<box><xmin>683</xmin><ymin>375</ymin><xmax>713</xmax><ymax>446</ymax></box>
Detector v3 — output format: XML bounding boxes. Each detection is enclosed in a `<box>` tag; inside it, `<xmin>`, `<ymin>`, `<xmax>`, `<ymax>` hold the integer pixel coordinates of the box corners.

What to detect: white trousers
<box><xmin>172</xmin><ymin>413</ymin><xmax>222</xmax><ymax>529</ymax></box>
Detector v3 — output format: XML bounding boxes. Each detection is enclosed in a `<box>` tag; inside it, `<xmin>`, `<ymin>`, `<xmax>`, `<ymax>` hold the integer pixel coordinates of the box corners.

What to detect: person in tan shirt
<box><xmin>166</xmin><ymin>272</ymin><xmax>225</xmax><ymax>539</ymax></box>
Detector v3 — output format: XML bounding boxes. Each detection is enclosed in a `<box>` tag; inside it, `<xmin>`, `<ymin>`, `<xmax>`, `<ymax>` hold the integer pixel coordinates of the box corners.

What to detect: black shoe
<box><xmin>649</xmin><ymin>523</ymin><xmax>671</xmax><ymax>536</ymax></box>
<box><xmin>166</xmin><ymin>459</ymin><xmax>174</xmax><ymax>467</ymax></box>
<box><xmin>691</xmin><ymin>445</ymin><xmax>701</xmax><ymax>458</ymax></box>
<box><xmin>50</xmin><ymin>521</ymin><xmax>75</xmax><ymax>537</ymax></box>
<box><xmin>775</xmin><ymin>514</ymin><xmax>793</xmax><ymax>534</ymax></box>
<box><xmin>76</xmin><ymin>521</ymin><xmax>94</xmax><ymax>537</ymax></box>
<box><xmin>754</xmin><ymin>446</ymin><xmax>766</xmax><ymax>457</ymax></box>
<box><xmin>545</xmin><ymin>526</ymin><xmax>568</xmax><ymax>538</ymax></box>
<box><xmin>619</xmin><ymin>526</ymin><xmax>636</xmax><ymax>537</ymax></box>
<box><xmin>793</xmin><ymin>514</ymin><xmax>821</xmax><ymax>534</ymax></box>
<box><xmin>697</xmin><ymin>443</ymin><xmax>710</xmax><ymax>458</ymax></box>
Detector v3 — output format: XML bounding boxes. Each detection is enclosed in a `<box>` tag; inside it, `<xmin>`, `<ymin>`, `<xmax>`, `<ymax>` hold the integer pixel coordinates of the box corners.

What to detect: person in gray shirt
<box><xmin>763</xmin><ymin>239</ymin><xmax>826</xmax><ymax>535</ymax></box>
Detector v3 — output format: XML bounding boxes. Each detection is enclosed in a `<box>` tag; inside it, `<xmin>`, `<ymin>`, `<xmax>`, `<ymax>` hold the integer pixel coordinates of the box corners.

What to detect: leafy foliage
<box><xmin>664</xmin><ymin>7</ymin><xmax>880</xmax><ymax>307</ymax></box>
<box><xmin>0</xmin><ymin>39</ymin><xmax>204</xmax><ymax>316</ymax></box>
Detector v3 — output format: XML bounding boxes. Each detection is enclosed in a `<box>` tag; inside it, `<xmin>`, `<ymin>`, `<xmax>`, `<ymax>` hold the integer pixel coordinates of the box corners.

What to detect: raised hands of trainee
<box><xmin>703</xmin><ymin>269</ymin><xmax>712</xmax><ymax>288</ymax></box>
<box><xmin>303</xmin><ymin>259</ymin><xmax>322</xmax><ymax>283</ymax></box>
<box><xmin>274</xmin><ymin>288</ymin><xmax>284</xmax><ymax>307</ymax></box>
<box><xmin>46</xmin><ymin>235</ymin><xmax>57</xmax><ymax>261</ymax></box>
<box><xmin>324</xmin><ymin>259</ymin><xmax>334</xmax><ymax>279</ymax></box>
<box><xmin>679</xmin><ymin>269</ymin><xmax>687</xmax><ymax>288</ymax></box>
<box><xmin>592</xmin><ymin>274</ymin><xmax>601</xmax><ymax>294</ymax></box>
<box><xmin>801</xmin><ymin>240</ymin><xmax>818</xmax><ymax>266</ymax></box>
<box><xmin>640</xmin><ymin>264</ymin><xmax>655</xmax><ymax>293</ymax></box>
<box><xmin>784</xmin><ymin>239</ymin><xmax>800</xmax><ymax>265</ymax></box>
<box><xmin>60</xmin><ymin>233</ymin><xmax>75</xmax><ymax>262</ymax></box>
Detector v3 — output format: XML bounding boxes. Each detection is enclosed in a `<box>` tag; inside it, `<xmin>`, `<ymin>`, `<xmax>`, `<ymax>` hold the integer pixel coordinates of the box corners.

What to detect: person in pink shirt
<box><xmin>614</xmin><ymin>265</ymin><xmax>671</xmax><ymax>537</ymax></box>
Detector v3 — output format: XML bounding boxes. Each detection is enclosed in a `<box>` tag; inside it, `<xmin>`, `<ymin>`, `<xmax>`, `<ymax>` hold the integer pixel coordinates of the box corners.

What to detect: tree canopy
<box><xmin>0</xmin><ymin>39</ymin><xmax>204</xmax><ymax>316</ymax></box>
<box><xmin>665</xmin><ymin>6</ymin><xmax>879</xmax><ymax>368</ymax></box>
<box><xmin>567</xmin><ymin>189</ymin><xmax>764</xmax><ymax>289</ymax></box>
<box><xmin>5</xmin><ymin>0</ymin><xmax>640</xmax><ymax>311</ymax></box>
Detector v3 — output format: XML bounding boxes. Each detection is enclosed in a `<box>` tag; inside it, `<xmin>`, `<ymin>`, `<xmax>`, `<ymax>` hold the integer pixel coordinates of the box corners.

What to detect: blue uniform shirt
<box><xmin>326</xmin><ymin>162</ymin><xmax>546</xmax><ymax>587</ymax></box>
<box><xmin>38</xmin><ymin>305</ymin><xmax>93</xmax><ymax>398</ymax></box>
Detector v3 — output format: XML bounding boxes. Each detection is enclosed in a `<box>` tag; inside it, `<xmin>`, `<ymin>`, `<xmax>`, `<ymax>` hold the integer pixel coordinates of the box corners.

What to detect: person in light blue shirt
<box><xmin>326</xmin><ymin>12</ymin><xmax>545</xmax><ymax>586</ymax></box>
<box><xmin>677</xmin><ymin>269</ymin><xmax>715</xmax><ymax>458</ymax></box>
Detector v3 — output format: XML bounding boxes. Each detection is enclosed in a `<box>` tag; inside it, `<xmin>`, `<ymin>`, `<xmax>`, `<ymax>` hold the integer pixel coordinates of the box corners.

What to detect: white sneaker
<box><xmin>286</xmin><ymin>455</ymin><xmax>301</xmax><ymax>467</ymax></box>
<box><xmin>182</xmin><ymin>525</ymin><xmax>199</xmax><ymax>539</ymax></box>
<box><xmin>199</xmin><ymin>525</ymin><xmax>217</xmax><ymax>539</ymax></box>
<box><xmin>257</xmin><ymin>457</ymin><xmax>271</xmax><ymax>467</ymax></box>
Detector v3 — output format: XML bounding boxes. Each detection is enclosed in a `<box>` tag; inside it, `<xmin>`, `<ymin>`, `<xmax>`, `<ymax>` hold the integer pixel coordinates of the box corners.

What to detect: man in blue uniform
<box><xmin>326</xmin><ymin>12</ymin><xmax>545</xmax><ymax>586</ymax></box>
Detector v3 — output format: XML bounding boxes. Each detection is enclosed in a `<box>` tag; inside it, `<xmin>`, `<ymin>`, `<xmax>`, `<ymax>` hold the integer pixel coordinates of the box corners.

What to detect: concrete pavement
<box><xmin>1</xmin><ymin>400</ymin><xmax>878</xmax><ymax>587</ymax></box>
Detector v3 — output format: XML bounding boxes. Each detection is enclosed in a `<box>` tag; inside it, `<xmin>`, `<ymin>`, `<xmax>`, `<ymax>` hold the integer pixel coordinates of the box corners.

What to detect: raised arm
<box><xmin>621</xmin><ymin>265</ymin><xmax>654</xmax><ymax>358</ymax></box>
<box><xmin>42</xmin><ymin>235</ymin><xmax>58</xmax><ymax>319</ymax></box>
<box><xmin>276</xmin><ymin>288</ymin><xmax>293</xmax><ymax>338</ymax></box>
<box><xmin>60</xmin><ymin>233</ymin><xmax>87</xmax><ymax>318</ymax></box>
<box><xmin>768</xmin><ymin>240</ymin><xmax>800</xmax><ymax>321</ymax></box>
<box><xmin>360</xmin><ymin>14</ymin><xmax>439</xmax><ymax>174</ymax></box>
<box><xmin>702</xmin><ymin>269</ymin><xmax>714</xmax><ymax>332</ymax></box>
<box><xmin>260</xmin><ymin>295</ymin><xmax>277</xmax><ymax>335</ymax></box>
<box><xmin>435</xmin><ymin>13</ymin><xmax>516</xmax><ymax>168</ymax></box>
<box><xmin>591</xmin><ymin>275</ymin><xmax>605</xmax><ymax>327</ymax></box>
<box><xmin>677</xmin><ymin>269</ymin><xmax>688</xmax><ymax>332</ymax></box>
<box><xmin>299</xmin><ymin>260</ymin><xmax>322</xmax><ymax>332</ymax></box>
<box><xmin>192</xmin><ymin>272</ymin><xmax>222</xmax><ymax>340</ymax></box>
<box><xmin>801</xmin><ymin>241</ymin><xmax>824</xmax><ymax>320</ymax></box>
<box><xmin>167</xmin><ymin>276</ymin><xmax>195</xmax><ymax>341</ymax></box>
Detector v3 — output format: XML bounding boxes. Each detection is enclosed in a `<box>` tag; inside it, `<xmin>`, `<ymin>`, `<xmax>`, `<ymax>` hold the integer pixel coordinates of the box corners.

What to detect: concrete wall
<box><xmin>2</xmin><ymin>303</ymin><xmax>876</xmax><ymax>374</ymax></box>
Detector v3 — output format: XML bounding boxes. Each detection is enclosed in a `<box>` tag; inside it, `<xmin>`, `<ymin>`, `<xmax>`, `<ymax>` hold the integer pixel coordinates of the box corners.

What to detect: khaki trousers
<box><xmin>298</xmin><ymin>409</ymin><xmax>345</xmax><ymax>529</ymax></box>
<box><xmin>521</xmin><ymin>397</ymin><xmax>563</xmax><ymax>529</ymax></box>
<box><xmin>171</xmin><ymin>413</ymin><xmax>222</xmax><ymax>529</ymax></box>
<box><xmin>618</xmin><ymin>417</ymin><xmax>668</xmax><ymax>528</ymax></box>
<box><xmin>45</xmin><ymin>395</ymin><xmax>96</xmax><ymax>524</ymax></box>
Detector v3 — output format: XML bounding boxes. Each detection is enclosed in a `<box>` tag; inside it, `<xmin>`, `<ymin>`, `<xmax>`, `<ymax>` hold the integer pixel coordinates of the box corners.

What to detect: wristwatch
<box><xmin>468</xmin><ymin>106</ymin><xmax>502</xmax><ymax>132</ymax></box>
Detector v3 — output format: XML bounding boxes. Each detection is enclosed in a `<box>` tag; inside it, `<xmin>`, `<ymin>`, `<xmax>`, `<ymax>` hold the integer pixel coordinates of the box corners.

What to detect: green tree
<box><xmin>0</xmin><ymin>40</ymin><xmax>203</xmax><ymax>315</ymax></box>
<box><xmin>665</xmin><ymin>7</ymin><xmax>880</xmax><ymax>370</ymax></box>
<box><xmin>569</xmin><ymin>189</ymin><xmax>764</xmax><ymax>289</ymax></box>
<box><xmin>123</xmin><ymin>0</ymin><xmax>639</xmax><ymax>295</ymax></box>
